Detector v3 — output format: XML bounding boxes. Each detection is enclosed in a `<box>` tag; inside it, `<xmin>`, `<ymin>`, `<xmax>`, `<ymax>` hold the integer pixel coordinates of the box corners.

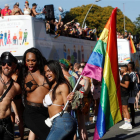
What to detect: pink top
<box><xmin>1</xmin><ymin>9</ymin><xmax>12</xmax><ymax>16</ymax></box>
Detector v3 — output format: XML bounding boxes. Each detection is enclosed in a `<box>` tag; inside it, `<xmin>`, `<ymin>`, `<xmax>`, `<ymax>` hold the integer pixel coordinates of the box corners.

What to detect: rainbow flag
<box><xmin>130</xmin><ymin>37</ymin><xmax>136</xmax><ymax>53</ymax></box>
<box><xmin>81</xmin><ymin>14</ymin><xmax>111</xmax><ymax>81</ymax></box>
<box><xmin>81</xmin><ymin>8</ymin><xmax>122</xmax><ymax>140</ymax></box>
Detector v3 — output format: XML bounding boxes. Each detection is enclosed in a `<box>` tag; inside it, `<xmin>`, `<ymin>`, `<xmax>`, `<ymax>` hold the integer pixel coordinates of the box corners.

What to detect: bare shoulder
<box><xmin>58</xmin><ymin>83</ymin><xmax>69</xmax><ymax>92</ymax></box>
<box><xmin>13</xmin><ymin>82</ymin><xmax>21</xmax><ymax>94</ymax></box>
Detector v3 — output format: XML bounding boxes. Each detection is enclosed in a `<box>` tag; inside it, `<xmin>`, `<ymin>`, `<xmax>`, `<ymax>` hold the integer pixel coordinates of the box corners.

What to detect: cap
<box><xmin>15</xmin><ymin>2</ymin><xmax>19</xmax><ymax>6</ymax></box>
<box><xmin>59</xmin><ymin>59</ymin><xmax>70</xmax><ymax>69</ymax></box>
<box><xmin>76</xmin><ymin>22</ymin><xmax>80</xmax><ymax>26</ymax></box>
<box><xmin>5</xmin><ymin>4</ymin><xmax>9</xmax><ymax>7</ymax></box>
<box><xmin>1</xmin><ymin>52</ymin><xmax>17</xmax><ymax>64</ymax></box>
<box><xmin>32</xmin><ymin>3</ymin><xmax>37</xmax><ymax>6</ymax></box>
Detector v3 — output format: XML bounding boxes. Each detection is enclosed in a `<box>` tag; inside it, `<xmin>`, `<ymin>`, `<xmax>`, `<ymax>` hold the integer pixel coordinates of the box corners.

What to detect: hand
<box><xmin>67</xmin><ymin>92</ymin><xmax>74</xmax><ymax>103</ymax></box>
<box><xmin>71</xmin><ymin>19</ymin><xmax>74</xmax><ymax>22</ymax></box>
<box><xmin>15</xmin><ymin>115</ymin><xmax>20</xmax><ymax>125</ymax></box>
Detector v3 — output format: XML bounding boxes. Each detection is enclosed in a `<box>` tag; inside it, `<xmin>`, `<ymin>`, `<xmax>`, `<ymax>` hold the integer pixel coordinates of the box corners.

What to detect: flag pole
<box><xmin>60</xmin><ymin>75</ymin><xmax>83</xmax><ymax>116</ymax></box>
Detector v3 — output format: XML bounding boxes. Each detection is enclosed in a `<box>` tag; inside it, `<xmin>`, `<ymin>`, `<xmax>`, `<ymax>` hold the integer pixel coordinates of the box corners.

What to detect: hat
<box><xmin>32</xmin><ymin>3</ymin><xmax>37</xmax><ymax>6</ymax></box>
<box><xmin>76</xmin><ymin>22</ymin><xmax>80</xmax><ymax>26</ymax></box>
<box><xmin>59</xmin><ymin>59</ymin><xmax>70</xmax><ymax>69</ymax></box>
<box><xmin>25</xmin><ymin>0</ymin><xmax>29</xmax><ymax>4</ymax></box>
<box><xmin>5</xmin><ymin>4</ymin><xmax>9</xmax><ymax>7</ymax></box>
<box><xmin>1</xmin><ymin>52</ymin><xmax>17</xmax><ymax>64</ymax></box>
<box><xmin>15</xmin><ymin>2</ymin><xmax>19</xmax><ymax>6</ymax></box>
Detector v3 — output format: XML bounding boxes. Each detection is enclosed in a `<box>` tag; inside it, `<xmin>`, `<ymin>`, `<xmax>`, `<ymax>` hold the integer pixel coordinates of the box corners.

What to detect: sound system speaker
<box><xmin>133</xmin><ymin>35</ymin><xmax>139</xmax><ymax>44</ymax></box>
<box><xmin>44</xmin><ymin>5</ymin><xmax>54</xmax><ymax>20</ymax></box>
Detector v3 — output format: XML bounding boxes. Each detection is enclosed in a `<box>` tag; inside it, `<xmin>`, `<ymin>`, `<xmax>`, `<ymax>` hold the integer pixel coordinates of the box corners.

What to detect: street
<box><xmin>87</xmin><ymin>110</ymin><xmax>140</xmax><ymax>140</ymax></box>
<box><xmin>14</xmin><ymin>110</ymin><xmax>140</xmax><ymax>140</ymax></box>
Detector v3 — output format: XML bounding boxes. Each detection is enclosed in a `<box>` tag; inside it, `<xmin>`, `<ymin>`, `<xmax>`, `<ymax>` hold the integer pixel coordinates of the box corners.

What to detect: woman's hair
<box><xmin>21</xmin><ymin>48</ymin><xmax>47</xmax><ymax>92</ymax></box>
<box><xmin>46</xmin><ymin>60</ymin><xmax>72</xmax><ymax>101</ymax></box>
<box><xmin>25</xmin><ymin>0</ymin><xmax>29</xmax><ymax>6</ymax></box>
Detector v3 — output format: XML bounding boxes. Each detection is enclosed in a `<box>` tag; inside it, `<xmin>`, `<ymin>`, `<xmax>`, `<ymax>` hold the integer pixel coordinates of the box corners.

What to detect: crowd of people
<box><xmin>46</xmin><ymin>16</ymin><xmax>97</xmax><ymax>40</ymax></box>
<box><xmin>0</xmin><ymin>1</ymin><xmax>97</xmax><ymax>41</ymax></box>
<box><xmin>0</xmin><ymin>1</ymin><xmax>42</xmax><ymax>18</ymax></box>
<box><xmin>0</xmin><ymin>47</ymin><xmax>140</xmax><ymax>140</ymax></box>
<box><xmin>117</xmin><ymin>31</ymin><xmax>133</xmax><ymax>39</ymax></box>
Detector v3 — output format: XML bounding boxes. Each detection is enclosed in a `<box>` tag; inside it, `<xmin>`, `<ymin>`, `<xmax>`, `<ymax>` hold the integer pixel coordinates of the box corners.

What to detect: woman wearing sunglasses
<box><xmin>43</xmin><ymin>60</ymin><xmax>77</xmax><ymax>140</ymax></box>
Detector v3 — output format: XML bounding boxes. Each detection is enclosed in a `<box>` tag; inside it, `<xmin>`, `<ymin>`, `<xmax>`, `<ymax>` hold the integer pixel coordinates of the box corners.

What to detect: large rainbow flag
<box><xmin>82</xmin><ymin>8</ymin><xmax>122</xmax><ymax>140</ymax></box>
<box><xmin>130</xmin><ymin>37</ymin><xmax>136</xmax><ymax>53</ymax></box>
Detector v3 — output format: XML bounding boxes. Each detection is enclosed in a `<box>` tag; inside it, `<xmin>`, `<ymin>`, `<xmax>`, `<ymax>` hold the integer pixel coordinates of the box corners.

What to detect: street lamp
<box><xmin>123</xmin><ymin>3</ymin><xmax>125</xmax><ymax>32</ymax></box>
<box><xmin>82</xmin><ymin>0</ymin><xmax>101</xmax><ymax>28</ymax></box>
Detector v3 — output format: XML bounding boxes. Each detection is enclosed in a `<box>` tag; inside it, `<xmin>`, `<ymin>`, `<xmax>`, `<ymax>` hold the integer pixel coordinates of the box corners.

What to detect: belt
<box><xmin>45</xmin><ymin>111</ymin><xmax>68</xmax><ymax>127</ymax></box>
<box><xmin>0</xmin><ymin>116</ymin><xmax>11</xmax><ymax>125</ymax></box>
<box><xmin>26</xmin><ymin>101</ymin><xmax>44</xmax><ymax>107</ymax></box>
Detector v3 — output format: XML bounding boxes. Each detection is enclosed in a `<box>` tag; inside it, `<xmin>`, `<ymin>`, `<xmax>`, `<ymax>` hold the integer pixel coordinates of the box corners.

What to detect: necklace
<box><xmin>0</xmin><ymin>76</ymin><xmax>11</xmax><ymax>90</ymax></box>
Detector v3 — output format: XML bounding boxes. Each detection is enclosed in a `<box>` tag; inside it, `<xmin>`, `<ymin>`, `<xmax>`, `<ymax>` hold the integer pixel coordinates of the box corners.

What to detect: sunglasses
<box><xmin>2</xmin><ymin>62</ymin><xmax>12</xmax><ymax>67</ymax></box>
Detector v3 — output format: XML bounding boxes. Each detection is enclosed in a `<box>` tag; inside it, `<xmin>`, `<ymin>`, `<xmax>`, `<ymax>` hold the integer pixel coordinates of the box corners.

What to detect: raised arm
<box><xmin>64</xmin><ymin>19</ymin><xmax>74</xmax><ymax>27</ymax></box>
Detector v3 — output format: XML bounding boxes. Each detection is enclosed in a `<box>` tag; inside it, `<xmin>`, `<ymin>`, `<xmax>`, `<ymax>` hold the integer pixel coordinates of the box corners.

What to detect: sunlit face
<box><xmin>26</xmin><ymin>52</ymin><xmax>37</xmax><ymax>72</ymax></box>
<box><xmin>2</xmin><ymin>61</ymin><xmax>16</xmax><ymax>76</ymax></box>
<box><xmin>120</xmin><ymin>67</ymin><xmax>125</xmax><ymax>74</ymax></box>
<box><xmin>78</xmin><ymin>68</ymin><xmax>83</xmax><ymax>75</ymax></box>
<box><xmin>44</xmin><ymin>65</ymin><xmax>55</xmax><ymax>83</ymax></box>
<box><xmin>25</xmin><ymin>3</ymin><xmax>28</xmax><ymax>8</ymax></box>
<box><xmin>5</xmin><ymin>6</ymin><xmax>9</xmax><ymax>10</ymax></box>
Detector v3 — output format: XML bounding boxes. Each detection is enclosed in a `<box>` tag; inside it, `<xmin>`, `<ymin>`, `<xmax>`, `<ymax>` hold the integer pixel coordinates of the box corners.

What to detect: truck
<box><xmin>0</xmin><ymin>15</ymin><xmax>139</xmax><ymax>72</ymax></box>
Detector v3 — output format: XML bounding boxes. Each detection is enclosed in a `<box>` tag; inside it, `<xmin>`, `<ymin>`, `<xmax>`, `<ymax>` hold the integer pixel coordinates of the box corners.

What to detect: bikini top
<box><xmin>25</xmin><ymin>72</ymin><xmax>48</xmax><ymax>92</ymax></box>
<box><xmin>24</xmin><ymin>9</ymin><xmax>31</xmax><ymax>15</ymax></box>
<box><xmin>43</xmin><ymin>89</ymin><xmax>64</xmax><ymax>108</ymax></box>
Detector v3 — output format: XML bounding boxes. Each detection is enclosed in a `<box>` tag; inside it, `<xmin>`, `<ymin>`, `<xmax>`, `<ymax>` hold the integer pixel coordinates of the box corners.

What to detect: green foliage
<box><xmin>62</xmin><ymin>4</ymin><xmax>136</xmax><ymax>36</ymax></box>
<box><xmin>134</xmin><ymin>15</ymin><xmax>140</xmax><ymax>36</ymax></box>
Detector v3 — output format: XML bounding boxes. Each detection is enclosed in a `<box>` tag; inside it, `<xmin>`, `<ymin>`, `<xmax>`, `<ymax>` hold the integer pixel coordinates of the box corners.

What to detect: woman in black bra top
<box><xmin>22</xmin><ymin>48</ymin><xmax>50</xmax><ymax>140</ymax></box>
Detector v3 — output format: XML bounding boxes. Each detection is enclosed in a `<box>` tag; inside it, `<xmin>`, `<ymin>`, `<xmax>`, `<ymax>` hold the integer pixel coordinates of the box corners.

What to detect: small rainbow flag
<box><xmin>130</xmin><ymin>37</ymin><xmax>136</xmax><ymax>53</ymax></box>
<box><xmin>124</xmin><ymin>57</ymin><xmax>130</xmax><ymax>61</ymax></box>
<box><xmin>81</xmin><ymin>8</ymin><xmax>122</xmax><ymax>140</ymax></box>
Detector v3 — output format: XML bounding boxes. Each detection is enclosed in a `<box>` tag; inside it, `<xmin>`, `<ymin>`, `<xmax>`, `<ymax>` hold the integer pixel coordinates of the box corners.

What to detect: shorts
<box><xmin>121</xmin><ymin>96</ymin><xmax>129</xmax><ymax>105</ymax></box>
<box><xmin>128</xmin><ymin>97</ymin><xmax>135</xmax><ymax>104</ymax></box>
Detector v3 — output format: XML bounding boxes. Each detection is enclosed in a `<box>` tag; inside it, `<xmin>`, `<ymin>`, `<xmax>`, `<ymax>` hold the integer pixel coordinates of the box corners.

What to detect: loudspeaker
<box><xmin>44</xmin><ymin>5</ymin><xmax>54</xmax><ymax>20</ymax></box>
<box><xmin>133</xmin><ymin>35</ymin><xmax>139</xmax><ymax>44</ymax></box>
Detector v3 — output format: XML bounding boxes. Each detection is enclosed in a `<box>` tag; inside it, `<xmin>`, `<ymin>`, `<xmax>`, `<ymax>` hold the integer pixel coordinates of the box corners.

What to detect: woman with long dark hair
<box><xmin>43</xmin><ymin>60</ymin><xmax>77</xmax><ymax>140</ymax></box>
<box><xmin>22</xmin><ymin>48</ymin><xmax>50</xmax><ymax>140</ymax></box>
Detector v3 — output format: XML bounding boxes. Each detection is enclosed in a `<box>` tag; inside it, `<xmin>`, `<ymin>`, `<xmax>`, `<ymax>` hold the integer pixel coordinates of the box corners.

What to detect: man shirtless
<box><xmin>0</xmin><ymin>52</ymin><xmax>20</xmax><ymax>140</ymax></box>
<box><xmin>31</xmin><ymin>3</ymin><xmax>42</xmax><ymax>17</ymax></box>
<box><xmin>12</xmin><ymin>2</ymin><xmax>23</xmax><ymax>15</ymax></box>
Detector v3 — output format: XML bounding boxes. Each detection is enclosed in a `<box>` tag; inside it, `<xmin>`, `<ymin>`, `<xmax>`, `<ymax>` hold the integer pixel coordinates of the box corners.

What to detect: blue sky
<box><xmin>0</xmin><ymin>0</ymin><xmax>139</xmax><ymax>22</ymax></box>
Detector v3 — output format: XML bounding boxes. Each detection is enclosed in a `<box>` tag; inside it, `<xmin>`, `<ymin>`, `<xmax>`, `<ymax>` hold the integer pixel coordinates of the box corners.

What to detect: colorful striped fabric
<box><xmin>81</xmin><ymin>14</ymin><xmax>111</xmax><ymax>81</ymax></box>
<box><xmin>130</xmin><ymin>37</ymin><xmax>136</xmax><ymax>53</ymax></box>
<box><xmin>93</xmin><ymin>8</ymin><xmax>122</xmax><ymax>140</ymax></box>
<box><xmin>81</xmin><ymin>8</ymin><xmax>122</xmax><ymax>140</ymax></box>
